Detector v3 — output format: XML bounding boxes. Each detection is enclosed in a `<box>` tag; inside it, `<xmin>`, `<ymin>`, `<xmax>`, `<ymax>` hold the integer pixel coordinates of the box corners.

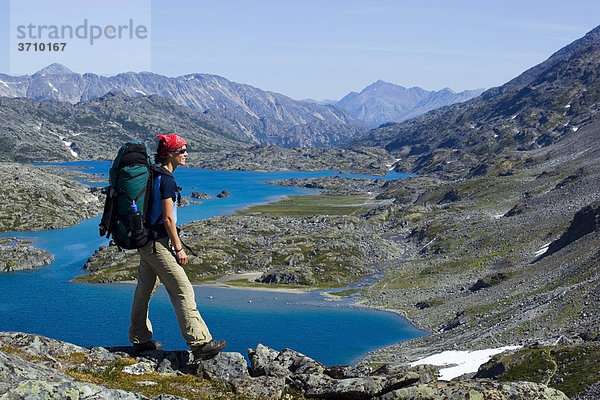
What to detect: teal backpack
<box><xmin>99</xmin><ymin>141</ymin><xmax>156</xmax><ymax>249</ymax></box>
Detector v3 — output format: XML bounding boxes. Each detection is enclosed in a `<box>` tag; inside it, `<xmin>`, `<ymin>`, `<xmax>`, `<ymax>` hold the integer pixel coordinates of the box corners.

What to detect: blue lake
<box><xmin>0</xmin><ymin>162</ymin><xmax>425</xmax><ymax>366</ymax></box>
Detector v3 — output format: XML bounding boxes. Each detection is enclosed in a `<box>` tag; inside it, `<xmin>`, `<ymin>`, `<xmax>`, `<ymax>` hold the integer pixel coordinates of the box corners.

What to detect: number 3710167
<box><xmin>18</xmin><ymin>42</ymin><xmax>67</xmax><ymax>51</ymax></box>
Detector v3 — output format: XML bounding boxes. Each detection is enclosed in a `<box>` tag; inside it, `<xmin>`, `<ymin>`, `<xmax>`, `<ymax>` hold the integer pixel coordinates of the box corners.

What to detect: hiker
<box><xmin>128</xmin><ymin>134</ymin><xmax>226</xmax><ymax>360</ymax></box>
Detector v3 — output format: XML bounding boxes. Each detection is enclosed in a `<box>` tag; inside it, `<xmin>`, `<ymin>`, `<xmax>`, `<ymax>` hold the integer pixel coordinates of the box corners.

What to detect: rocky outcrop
<box><xmin>0</xmin><ymin>237</ymin><xmax>54</xmax><ymax>272</ymax></box>
<box><xmin>191</xmin><ymin>192</ymin><xmax>211</xmax><ymax>200</ymax></box>
<box><xmin>0</xmin><ymin>332</ymin><xmax>569</xmax><ymax>400</ymax></box>
<box><xmin>542</xmin><ymin>200</ymin><xmax>600</xmax><ymax>258</ymax></box>
<box><xmin>216</xmin><ymin>190</ymin><xmax>231</xmax><ymax>198</ymax></box>
<box><xmin>0</xmin><ymin>332</ymin><xmax>145</xmax><ymax>399</ymax></box>
<box><xmin>437</xmin><ymin>188</ymin><xmax>460</xmax><ymax>204</ymax></box>
<box><xmin>0</xmin><ymin>163</ymin><xmax>102</xmax><ymax>232</ymax></box>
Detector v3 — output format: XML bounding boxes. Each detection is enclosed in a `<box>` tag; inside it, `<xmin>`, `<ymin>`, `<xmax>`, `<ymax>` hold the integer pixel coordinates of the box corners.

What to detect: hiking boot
<box><xmin>132</xmin><ymin>340</ymin><xmax>163</xmax><ymax>355</ymax></box>
<box><xmin>191</xmin><ymin>339</ymin><xmax>227</xmax><ymax>361</ymax></box>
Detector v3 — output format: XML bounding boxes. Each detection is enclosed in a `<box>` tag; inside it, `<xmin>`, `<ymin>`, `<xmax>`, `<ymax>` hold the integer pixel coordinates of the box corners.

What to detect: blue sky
<box><xmin>2</xmin><ymin>0</ymin><xmax>600</xmax><ymax>100</ymax></box>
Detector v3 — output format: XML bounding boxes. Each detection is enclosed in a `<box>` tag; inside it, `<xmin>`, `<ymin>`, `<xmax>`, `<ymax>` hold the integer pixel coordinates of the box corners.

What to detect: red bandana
<box><xmin>157</xmin><ymin>134</ymin><xmax>186</xmax><ymax>156</ymax></box>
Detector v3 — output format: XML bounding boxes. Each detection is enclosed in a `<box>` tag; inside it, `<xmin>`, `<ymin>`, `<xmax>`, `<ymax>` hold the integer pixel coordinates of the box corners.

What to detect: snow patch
<box><xmin>312</xmin><ymin>112</ymin><xmax>326</xmax><ymax>121</ymax></box>
<box><xmin>62</xmin><ymin>139</ymin><xmax>78</xmax><ymax>158</ymax></box>
<box><xmin>386</xmin><ymin>158</ymin><xmax>401</xmax><ymax>171</ymax></box>
<box><xmin>48</xmin><ymin>82</ymin><xmax>58</xmax><ymax>92</ymax></box>
<box><xmin>571</xmin><ymin>126</ymin><xmax>579</xmax><ymax>132</ymax></box>
<box><xmin>0</xmin><ymin>79</ymin><xmax>8</xmax><ymax>88</ymax></box>
<box><xmin>535</xmin><ymin>242</ymin><xmax>552</xmax><ymax>257</ymax></box>
<box><xmin>411</xmin><ymin>346</ymin><xmax>520</xmax><ymax>381</ymax></box>
<box><xmin>135</xmin><ymin>89</ymin><xmax>147</xmax><ymax>96</ymax></box>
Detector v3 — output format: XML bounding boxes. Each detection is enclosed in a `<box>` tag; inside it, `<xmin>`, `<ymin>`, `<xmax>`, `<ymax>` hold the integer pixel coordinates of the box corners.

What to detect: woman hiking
<box><xmin>128</xmin><ymin>134</ymin><xmax>226</xmax><ymax>360</ymax></box>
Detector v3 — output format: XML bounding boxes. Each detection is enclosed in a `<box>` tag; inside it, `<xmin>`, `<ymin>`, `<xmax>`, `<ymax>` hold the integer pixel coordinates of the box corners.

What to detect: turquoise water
<box><xmin>0</xmin><ymin>162</ymin><xmax>424</xmax><ymax>366</ymax></box>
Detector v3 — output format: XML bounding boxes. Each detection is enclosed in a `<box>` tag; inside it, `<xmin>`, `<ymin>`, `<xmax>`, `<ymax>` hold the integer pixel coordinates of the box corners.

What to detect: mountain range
<box><xmin>0</xmin><ymin>64</ymin><xmax>366</xmax><ymax>148</ymax></box>
<box><xmin>0</xmin><ymin>64</ymin><xmax>482</xmax><ymax>149</ymax></box>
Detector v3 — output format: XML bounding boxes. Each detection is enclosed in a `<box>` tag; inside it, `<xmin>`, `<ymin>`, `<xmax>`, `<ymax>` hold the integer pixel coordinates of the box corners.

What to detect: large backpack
<box><xmin>99</xmin><ymin>141</ymin><xmax>157</xmax><ymax>249</ymax></box>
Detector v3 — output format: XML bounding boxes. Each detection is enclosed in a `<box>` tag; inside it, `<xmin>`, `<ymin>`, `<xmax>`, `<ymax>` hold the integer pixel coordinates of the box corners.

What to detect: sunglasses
<box><xmin>173</xmin><ymin>147</ymin><xmax>188</xmax><ymax>154</ymax></box>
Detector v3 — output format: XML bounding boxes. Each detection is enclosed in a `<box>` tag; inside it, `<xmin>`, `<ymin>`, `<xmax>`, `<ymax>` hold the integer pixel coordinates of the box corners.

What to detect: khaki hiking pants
<box><xmin>129</xmin><ymin>236</ymin><xmax>212</xmax><ymax>348</ymax></box>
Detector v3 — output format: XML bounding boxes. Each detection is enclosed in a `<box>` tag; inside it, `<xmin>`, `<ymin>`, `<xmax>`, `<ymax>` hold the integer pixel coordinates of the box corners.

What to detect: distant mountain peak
<box><xmin>33</xmin><ymin>63</ymin><xmax>74</xmax><ymax>76</ymax></box>
<box><xmin>439</xmin><ymin>87</ymin><xmax>456</xmax><ymax>94</ymax></box>
<box><xmin>337</xmin><ymin>80</ymin><xmax>483</xmax><ymax>127</ymax></box>
<box><xmin>365</xmin><ymin>79</ymin><xmax>405</xmax><ymax>91</ymax></box>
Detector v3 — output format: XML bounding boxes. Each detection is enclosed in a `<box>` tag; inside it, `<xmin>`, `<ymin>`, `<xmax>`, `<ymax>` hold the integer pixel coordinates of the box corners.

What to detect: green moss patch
<box><xmin>239</xmin><ymin>194</ymin><xmax>385</xmax><ymax>217</ymax></box>
<box><xmin>491</xmin><ymin>343</ymin><xmax>600</xmax><ymax>397</ymax></box>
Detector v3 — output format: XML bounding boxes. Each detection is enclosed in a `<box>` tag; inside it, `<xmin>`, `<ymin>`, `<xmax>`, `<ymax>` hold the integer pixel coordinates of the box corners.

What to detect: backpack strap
<box><xmin>181</xmin><ymin>241</ymin><xmax>197</xmax><ymax>257</ymax></box>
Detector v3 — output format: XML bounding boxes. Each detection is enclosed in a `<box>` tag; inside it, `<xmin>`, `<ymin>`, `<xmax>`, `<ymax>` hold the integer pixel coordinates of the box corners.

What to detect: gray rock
<box><xmin>190</xmin><ymin>192</ymin><xmax>210</xmax><ymax>200</ymax></box>
<box><xmin>377</xmin><ymin>380</ymin><xmax>569</xmax><ymax>400</ymax></box>
<box><xmin>122</xmin><ymin>361</ymin><xmax>157</xmax><ymax>375</ymax></box>
<box><xmin>0</xmin><ymin>350</ymin><xmax>68</xmax><ymax>393</ymax></box>
<box><xmin>325</xmin><ymin>365</ymin><xmax>373</xmax><ymax>379</ymax></box>
<box><xmin>157</xmin><ymin>358</ymin><xmax>178</xmax><ymax>375</ymax></box>
<box><xmin>248</xmin><ymin>345</ymin><xmax>326</xmax><ymax>378</ymax></box>
<box><xmin>197</xmin><ymin>352</ymin><xmax>250</xmax><ymax>381</ymax></box>
<box><xmin>573</xmin><ymin>381</ymin><xmax>600</xmax><ymax>400</ymax></box>
<box><xmin>1</xmin><ymin>379</ymin><xmax>147</xmax><ymax>400</ymax></box>
<box><xmin>248</xmin><ymin>343</ymin><xmax>289</xmax><ymax>377</ymax></box>
<box><xmin>291</xmin><ymin>373</ymin><xmax>418</xmax><ymax>400</ymax></box>
<box><xmin>0</xmin><ymin>331</ymin><xmax>88</xmax><ymax>357</ymax></box>
<box><xmin>0</xmin><ymin>332</ymin><xmax>574</xmax><ymax>399</ymax></box>
<box><xmin>216</xmin><ymin>190</ymin><xmax>230</xmax><ymax>198</ymax></box>
<box><xmin>229</xmin><ymin>376</ymin><xmax>286</xmax><ymax>399</ymax></box>
<box><xmin>87</xmin><ymin>346</ymin><xmax>123</xmax><ymax>363</ymax></box>
<box><xmin>275</xmin><ymin>348</ymin><xmax>325</xmax><ymax>375</ymax></box>
<box><xmin>0</xmin><ymin>348</ymin><xmax>146</xmax><ymax>399</ymax></box>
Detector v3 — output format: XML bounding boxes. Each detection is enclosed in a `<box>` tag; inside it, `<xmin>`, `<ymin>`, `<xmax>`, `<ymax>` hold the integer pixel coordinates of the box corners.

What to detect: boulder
<box><xmin>230</xmin><ymin>376</ymin><xmax>286</xmax><ymax>399</ymax></box>
<box><xmin>191</xmin><ymin>192</ymin><xmax>210</xmax><ymax>199</ymax></box>
<box><xmin>274</xmin><ymin>348</ymin><xmax>325</xmax><ymax>375</ymax></box>
<box><xmin>248</xmin><ymin>343</ymin><xmax>289</xmax><ymax>377</ymax></box>
<box><xmin>197</xmin><ymin>352</ymin><xmax>250</xmax><ymax>381</ymax></box>
<box><xmin>438</xmin><ymin>188</ymin><xmax>460</xmax><ymax>204</ymax></box>
<box><xmin>289</xmin><ymin>372</ymin><xmax>420</xmax><ymax>399</ymax></box>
